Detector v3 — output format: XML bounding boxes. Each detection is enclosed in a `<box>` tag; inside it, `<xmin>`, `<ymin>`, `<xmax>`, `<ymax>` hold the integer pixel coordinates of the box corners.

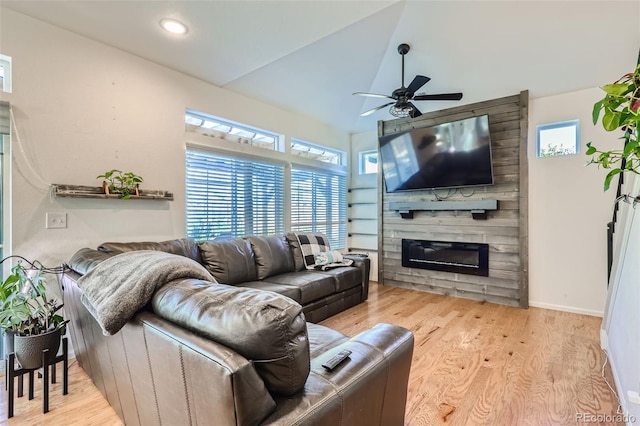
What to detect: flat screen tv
<box><xmin>379</xmin><ymin>114</ymin><xmax>494</xmax><ymax>192</ymax></box>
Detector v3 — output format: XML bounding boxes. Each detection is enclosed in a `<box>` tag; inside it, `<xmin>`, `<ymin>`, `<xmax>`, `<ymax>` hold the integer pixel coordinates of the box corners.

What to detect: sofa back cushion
<box><xmin>152</xmin><ymin>279</ymin><xmax>310</xmax><ymax>396</ymax></box>
<box><xmin>285</xmin><ymin>233</ymin><xmax>305</xmax><ymax>272</ymax></box>
<box><xmin>198</xmin><ymin>239</ymin><xmax>258</xmax><ymax>285</ymax></box>
<box><xmin>68</xmin><ymin>248</ymin><xmax>114</xmax><ymax>275</ymax></box>
<box><xmin>98</xmin><ymin>238</ymin><xmax>201</xmax><ymax>263</ymax></box>
<box><xmin>247</xmin><ymin>235</ymin><xmax>295</xmax><ymax>279</ymax></box>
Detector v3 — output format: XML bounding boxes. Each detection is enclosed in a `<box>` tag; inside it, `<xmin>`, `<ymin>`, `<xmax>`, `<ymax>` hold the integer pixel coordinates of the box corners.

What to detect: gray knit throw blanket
<box><xmin>77</xmin><ymin>250</ymin><xmax>215</xmax><ymax>335</ymax></box>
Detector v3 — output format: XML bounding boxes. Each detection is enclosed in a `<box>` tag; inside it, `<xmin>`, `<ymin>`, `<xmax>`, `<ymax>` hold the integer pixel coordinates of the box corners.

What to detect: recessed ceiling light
<box><xmin>160</xmin><ymin>18</ymin><xmax>188</xmax><ymax>35</ymax></box>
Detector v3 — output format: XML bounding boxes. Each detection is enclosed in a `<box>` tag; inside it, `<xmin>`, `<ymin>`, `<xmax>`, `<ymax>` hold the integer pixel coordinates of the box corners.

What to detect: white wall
<box><xmin>528</xmin><ymin>87</ymin><xmax>619</xmax><ymax>316</ymax></box>
<box><xmin>349</xmin><ymin>130</ymin><xmax>379</xmax><ymax>281</ymax></box>
<box><xmin>0</xmin><ymin>8</ymin><xmax>349</xmax><ymax>275</ymax></box>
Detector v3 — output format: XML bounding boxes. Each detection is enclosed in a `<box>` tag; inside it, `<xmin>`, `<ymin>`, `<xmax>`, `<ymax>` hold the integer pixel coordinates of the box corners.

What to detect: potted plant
<box><xmin>97</xmin><ymin>169</ymin><xmax>144</xmax><ymax>199</ymax></box>
<box><xmin>585</xmin><ymin>64</ymin><xmax>640</xmax><ymax>192</ymax></box>
<box><xmin>0</xmin><ymin>257</ymin><xmax>68</xmax><ymax>369</ymax></box>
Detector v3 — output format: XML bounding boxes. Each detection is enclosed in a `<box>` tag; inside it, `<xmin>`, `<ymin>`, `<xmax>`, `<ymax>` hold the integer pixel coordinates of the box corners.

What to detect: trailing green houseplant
<box><xmin>585</xmin><ymin>64</ymin><xmax>640</xmax><ymax>191</ymax></box>
<box><xmin>0</xmin><ymin>259</ymin><xmax>67</xmax><ymax>336</ymax></box>
<box><xmin>0</xmin><ymin>258</ymin><xmax>69</xmax><ymax>368</ymax></box>
<box><xmin>97</xmin><ymin>169</ymin><xmax>144</xmax><ymax>199</ymax></box>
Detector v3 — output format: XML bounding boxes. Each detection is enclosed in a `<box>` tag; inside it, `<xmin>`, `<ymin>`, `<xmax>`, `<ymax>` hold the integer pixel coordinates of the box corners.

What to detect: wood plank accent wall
<box><xmin>378</xmin><ymin>91</ymin><xmax>529</xmax><ymax>308</ymax></box>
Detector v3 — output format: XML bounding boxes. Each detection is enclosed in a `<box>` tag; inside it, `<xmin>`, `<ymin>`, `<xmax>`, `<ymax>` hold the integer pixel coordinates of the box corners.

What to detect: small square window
<box><xmin>536</xmin><ymin>120</ymin><xmax>579</xmax><ymax>158</ymax></box>
<box><xmin>359</xmin><ymin>150</ymin><xmax>378</xmax><ymax>174</ymax></box>
<box><xmin>0</xmin><ymin>54</ymin><xmax>12</xmax><ymax>93</ymax></box>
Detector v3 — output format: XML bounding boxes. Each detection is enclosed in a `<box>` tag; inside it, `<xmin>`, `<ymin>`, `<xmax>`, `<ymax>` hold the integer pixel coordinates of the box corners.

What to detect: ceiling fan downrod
<box><xmin>398</xmin><ymin>43</ymin><xmax>410</xmax><ymax>89</ymax></box>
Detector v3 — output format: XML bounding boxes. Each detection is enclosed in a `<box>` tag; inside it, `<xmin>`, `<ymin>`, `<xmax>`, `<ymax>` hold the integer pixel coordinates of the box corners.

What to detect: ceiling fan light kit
<box><xmin>389</xmin><ymin>104</ymin><xmax>415</xmax><ymax>118</ymax></box>
<box><xmin>354</xmin><ymin>43</ymin><xmax>463</xmax><ymax>118</ymax></box>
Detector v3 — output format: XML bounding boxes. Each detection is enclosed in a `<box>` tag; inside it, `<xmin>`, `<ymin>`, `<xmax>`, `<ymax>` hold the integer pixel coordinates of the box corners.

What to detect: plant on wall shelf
<box><xmin>97</xmin><ymin>169</ymin><xmax>144</xmax><ymax>199</ymax></box>
<box><xmin>585</xmin><ymin>64</ymin><xmax>640</xmax><ymax>191</ymax></box>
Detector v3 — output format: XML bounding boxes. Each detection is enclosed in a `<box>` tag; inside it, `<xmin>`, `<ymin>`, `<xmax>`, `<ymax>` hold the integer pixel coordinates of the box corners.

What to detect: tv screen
<box><xmin>379</xmin><ymin>114</ymin><xmax>494</xmax><ymax>192</ymax></box>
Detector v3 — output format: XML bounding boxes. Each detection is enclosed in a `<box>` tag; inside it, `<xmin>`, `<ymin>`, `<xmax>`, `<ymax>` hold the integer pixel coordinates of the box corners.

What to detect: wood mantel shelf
<box><xmin>388</xmin><ymin>199</ymin><xmax>498</xmax><ymax>219</ymax></box>
<box><xmin>52</xmin><ymin>184</ymin><xmax>174</xmax><ymax>201</ymax></box>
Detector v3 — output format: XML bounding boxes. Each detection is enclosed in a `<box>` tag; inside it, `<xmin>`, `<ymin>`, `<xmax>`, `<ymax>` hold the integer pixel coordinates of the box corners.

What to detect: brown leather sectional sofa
<box><xmin>63</xmin><ymin>234</ymin><xmax>414</xmax><ymax>425</ymax></box>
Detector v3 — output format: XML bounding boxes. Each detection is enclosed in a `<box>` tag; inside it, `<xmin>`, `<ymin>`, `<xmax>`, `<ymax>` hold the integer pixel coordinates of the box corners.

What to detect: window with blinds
<box><xmin>291</xmin><ymin>167</ymin><xmax>347</xmax><ymax>249</ymax></box>
<box><xmin>186</xmin><ymin>149</ymin><xmax>285</xmax><ymax>240</ymax></box>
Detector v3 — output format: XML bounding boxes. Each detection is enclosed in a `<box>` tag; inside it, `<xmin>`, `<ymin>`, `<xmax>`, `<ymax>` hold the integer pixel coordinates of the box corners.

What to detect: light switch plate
<box><xmin>46</xmin><ymin>212</ymin><xmax>67</xmax><ymax>229</ymax></box>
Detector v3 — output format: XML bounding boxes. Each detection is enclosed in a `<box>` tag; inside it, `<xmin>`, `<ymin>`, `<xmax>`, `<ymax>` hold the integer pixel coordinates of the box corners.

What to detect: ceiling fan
<box><xmin>354</xmin><ymin>43</ymin><xmax>463</xmax><ymax>118</ymax></box>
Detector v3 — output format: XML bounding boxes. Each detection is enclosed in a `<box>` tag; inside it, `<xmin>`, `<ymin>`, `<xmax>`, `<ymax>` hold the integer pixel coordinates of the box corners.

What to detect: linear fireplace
<box><xmin>402</xmin><ymin>239</ymin><xmax>489</xmax><ymax>277</ymax></box>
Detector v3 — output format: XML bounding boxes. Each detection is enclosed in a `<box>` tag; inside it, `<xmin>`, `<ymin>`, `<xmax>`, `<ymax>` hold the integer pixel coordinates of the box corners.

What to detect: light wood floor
<box><xmin>1</xmin><ymin>282</ymin><xmax>621</xmax><ymax>425</ymax></box>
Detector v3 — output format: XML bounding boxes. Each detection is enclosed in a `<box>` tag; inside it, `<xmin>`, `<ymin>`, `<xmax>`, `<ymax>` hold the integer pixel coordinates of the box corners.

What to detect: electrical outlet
<box><xmin>46</xmin><ymin>212</ymin><xmax>67</xmax><ymax>229</ymax></box>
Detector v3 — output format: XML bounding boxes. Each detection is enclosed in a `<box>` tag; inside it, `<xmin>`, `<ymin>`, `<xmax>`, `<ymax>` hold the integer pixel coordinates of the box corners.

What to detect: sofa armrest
<box><xmin>263</xmin><ymin>323</ymin><xmax>414</xmax><ymax>425</ymax></box>
<box><xmin>343</xmin><ymin>254</ymin><xmax>370</xmax><ymax>300</ymax></box>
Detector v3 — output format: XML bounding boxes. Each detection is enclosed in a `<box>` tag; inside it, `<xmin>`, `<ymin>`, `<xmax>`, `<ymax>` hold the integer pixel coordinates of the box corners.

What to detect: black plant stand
<box><xmin>5</xmin><ymin>337</ymin><xmax>68</xmax><ymax>418</ymax></box>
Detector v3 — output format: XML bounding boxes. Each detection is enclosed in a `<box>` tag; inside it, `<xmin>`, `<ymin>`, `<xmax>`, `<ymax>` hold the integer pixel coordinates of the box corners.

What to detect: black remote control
<box><xmin>322</xmin><ymin>349</ymin><xmax>352</xmax><ymax>370</ymax></box>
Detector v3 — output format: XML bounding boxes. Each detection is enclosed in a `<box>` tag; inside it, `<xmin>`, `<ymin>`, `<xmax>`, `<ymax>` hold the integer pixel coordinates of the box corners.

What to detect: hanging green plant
<box><xmin>585</xmin><ymin>64</ymin><xmax>640</xmax><ymax>191</ymax></box>
<box><xmin>97</xmin><ymin>169</ymin><xmax>144</xmax><ymax>199</ymax></box>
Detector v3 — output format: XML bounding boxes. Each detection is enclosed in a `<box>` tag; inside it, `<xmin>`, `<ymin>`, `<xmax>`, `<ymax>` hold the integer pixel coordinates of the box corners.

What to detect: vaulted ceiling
<box><xmin>3</xmin><ymin>1</ymin><xmax>639</xmax><ymax>134</ymax></box>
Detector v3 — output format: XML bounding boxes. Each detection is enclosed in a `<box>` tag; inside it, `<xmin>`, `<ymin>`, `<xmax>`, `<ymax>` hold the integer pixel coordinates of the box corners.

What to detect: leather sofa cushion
<box><xmin>285</xmin><ymin>233</ymin><xmax>305</xmax><ymax>272</ymax></box>
<box><xmin>236</xmin><ymin>281</ymin><xmax>302</xmax><ymax>304</ymax></box>
<box><xmin>68</xmin><ymin>248</ymin><xmax>113</xmax><ymax>275</ymax></box>
<box><xmin>98</xmin><ymin>238</ymin><xmax>201</xmax><ymax>263</ymax></box>
<box><xmin>262</xmin><ymin>272</ymin><xmax>335</xmax><ymax>304</ymax></box>
<box><xmin>152</xmin><ymin>279</ymin><xmax>310</xmax><ymax>396</ymax></box>
<box><xmin>198</xmin><ymin>239</ymin><xmax>258</xmax><ymax>285</ymax></box>
<box><xmin>310</xmin><ymin>267</ymin><xmax>362</xmax><ymax>293</ymax></box>
<box><xmin>247</xmin><ymin>235</ymin><xmax>295</xmax><ymax>280</ymax></box>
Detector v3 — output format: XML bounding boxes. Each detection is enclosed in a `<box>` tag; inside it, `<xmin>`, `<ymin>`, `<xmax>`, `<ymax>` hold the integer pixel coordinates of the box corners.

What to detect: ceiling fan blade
<box><xmin>353</xmin><ymin>92</ymin><xmax>394</xmax><ymax>100</ymax></box>
<box><xmin>414</xmin><ymin>93</ymin><xmax>463</xmax><ymax>101</ymax></box>
<box><xmin>360</xmin><ymin>102</ymin><xmax>395</xmax><ymax>117</ymax></box>
<box><xmin>408</xmin><ymin>103</ymin><xmax>422</xmax><ymax>118</ymax></box>
<box><xmin>406</xmin><ymin>75</ymin><xmax>430</xmax><ymax>94</ymax></box>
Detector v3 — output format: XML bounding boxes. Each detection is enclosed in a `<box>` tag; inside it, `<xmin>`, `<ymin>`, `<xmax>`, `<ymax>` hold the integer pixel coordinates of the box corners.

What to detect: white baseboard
<box><xmin>528</xmin><ymin>301</ymin><xmax>604</xmax><ymax>317</ymax></box>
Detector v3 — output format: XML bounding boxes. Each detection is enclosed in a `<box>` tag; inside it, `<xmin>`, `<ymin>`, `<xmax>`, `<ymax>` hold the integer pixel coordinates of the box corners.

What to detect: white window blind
<box><xmin>291</xmin><ymin>167</ymin><xmax>347</xmax><ymax>249</ymax></box>
<box><xmin>186</xmin><ymin>149</ymin><xmax>284</xmax><ymax>240</ymax></box>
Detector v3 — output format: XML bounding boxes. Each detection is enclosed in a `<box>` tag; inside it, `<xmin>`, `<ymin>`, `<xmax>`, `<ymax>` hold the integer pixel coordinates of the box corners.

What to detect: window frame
<box><xmin>0</xmin><ymin>54</ymin><xmax>12</xmax><ymax>93</ymax></box>
<box><xmin>290</xmin><ymin>137</ymin><xmax>344</xmax><ymax>165</ymax></box>
<box><xmin>536</xmin><ymin>119</ymin><xmax>580</xmax><ymax>158</ymax></box>
<box><xmin>185</xmin><ymin>109</ymin><xmax>283</xmax><ymax>152</ymax></box>
<box><xmin>358</xmin><ymin>149</ymin><xmax>378</xmax><ymax>174</ymax></box>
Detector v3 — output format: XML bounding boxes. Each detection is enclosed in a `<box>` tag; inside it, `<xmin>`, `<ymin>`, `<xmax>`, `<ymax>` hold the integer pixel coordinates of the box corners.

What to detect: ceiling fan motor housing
<box><xmin>392</xmin><ymin>88</ymin><xmax>412</xmax><ymax>101</ymax></box>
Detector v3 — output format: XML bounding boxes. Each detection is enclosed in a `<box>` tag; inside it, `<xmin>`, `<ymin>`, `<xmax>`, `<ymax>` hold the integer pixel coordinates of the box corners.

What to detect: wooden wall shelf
<box><xmin>52</xmin><ymin>184</ymin><xmax>174</xmax><ymax>201</ymax></box>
